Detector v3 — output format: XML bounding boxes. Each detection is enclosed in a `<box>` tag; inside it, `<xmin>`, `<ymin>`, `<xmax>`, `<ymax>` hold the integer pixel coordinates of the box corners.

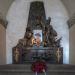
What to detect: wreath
<box><xmin>31</xmin><ymin>60</ymin><xmax>47</xmax><ymax>73</ymax></box>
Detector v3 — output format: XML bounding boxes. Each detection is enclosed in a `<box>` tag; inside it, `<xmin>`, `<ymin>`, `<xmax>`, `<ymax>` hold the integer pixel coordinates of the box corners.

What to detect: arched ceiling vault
<box><xmin>0</xmin><ymin>0</ymin><xmax>75</xmax><ymax>28</ymax></box>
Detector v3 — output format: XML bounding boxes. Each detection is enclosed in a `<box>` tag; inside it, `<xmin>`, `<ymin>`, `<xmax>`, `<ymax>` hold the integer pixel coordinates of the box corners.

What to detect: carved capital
<box><xmin>0</xmin><ymin>18</ymin><xmax>8</xmax><ymax>29</ymax></box>
<box><xmin>67</xmin><ymin>14</ymin><xmax>75</xmax><ymax>28</ymax></box>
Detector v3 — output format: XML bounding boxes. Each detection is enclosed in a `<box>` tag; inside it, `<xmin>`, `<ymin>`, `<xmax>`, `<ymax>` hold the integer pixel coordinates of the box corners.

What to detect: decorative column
<box><xmin>69</xmin><ymin>13</ymin><xmax>75</xmax><ymax>64</ymax></box>
<box><xmin>0</xmin><ymin>16</ymin><xmax>7</xmax><ymax>64</ymax></box>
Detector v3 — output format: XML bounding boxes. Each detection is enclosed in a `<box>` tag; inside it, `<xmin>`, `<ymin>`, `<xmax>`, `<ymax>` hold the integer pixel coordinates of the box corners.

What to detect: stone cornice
<box><xmin>0</xmin><ymin>18</ymin><xmax>8</xmax><ymax>29</ymax></box>
<box><xmin>67</xmin><ymin>14</ymin><xmax>75</xmax><ymax>29</ymax></box>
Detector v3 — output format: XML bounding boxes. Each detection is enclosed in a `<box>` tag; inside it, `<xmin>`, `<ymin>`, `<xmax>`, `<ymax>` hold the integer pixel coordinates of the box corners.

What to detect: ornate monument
<box><xmin>12</xmin><ymin>1</ymin><xmax>63</xmax><ymax>64</ymax></box>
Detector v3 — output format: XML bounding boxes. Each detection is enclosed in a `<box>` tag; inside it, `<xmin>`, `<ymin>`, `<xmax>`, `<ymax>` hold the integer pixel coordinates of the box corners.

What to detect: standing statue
<box><xmin>46</xmin><ymin>17</ymin><xmax>57</xmax><ymax>46</ymax></box>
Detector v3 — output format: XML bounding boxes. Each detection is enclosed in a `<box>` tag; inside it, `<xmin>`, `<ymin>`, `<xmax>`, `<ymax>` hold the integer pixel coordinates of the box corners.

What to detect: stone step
<box><xmin>0</xmin><ymin>64</ymin><xmax>75</xmax><ymax>75</ymax></box>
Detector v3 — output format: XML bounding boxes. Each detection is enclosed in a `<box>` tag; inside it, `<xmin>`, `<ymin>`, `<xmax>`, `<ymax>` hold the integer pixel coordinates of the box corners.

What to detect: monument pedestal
<box><xmin>13</xmin><ymin>47</ymin><xmax>63</xmax><ymax>64</ymax></box>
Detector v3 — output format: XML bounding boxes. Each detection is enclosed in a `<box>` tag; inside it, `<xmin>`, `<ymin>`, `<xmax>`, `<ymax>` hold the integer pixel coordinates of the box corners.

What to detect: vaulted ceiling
<box><xmin>0</xmin><ymin>0</ymin><xmax>13</xmax><ymax>19</ymax></box>
<box><xmin>61</xmin><ymin>0</ymin><xmax>75</xmax><ymax>17</ymax></box>
<box><xmin>0</xmin><ymin>0</ymin><xmax>75</xmax><ymax>18</ymax></box>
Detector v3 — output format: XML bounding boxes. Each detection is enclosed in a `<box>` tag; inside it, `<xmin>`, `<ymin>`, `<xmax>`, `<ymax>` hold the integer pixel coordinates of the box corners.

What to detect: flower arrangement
<box><xmin>31</xmin><ymin>60</ymin><xmax>47</xmax><ymax>73</ymax></box>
